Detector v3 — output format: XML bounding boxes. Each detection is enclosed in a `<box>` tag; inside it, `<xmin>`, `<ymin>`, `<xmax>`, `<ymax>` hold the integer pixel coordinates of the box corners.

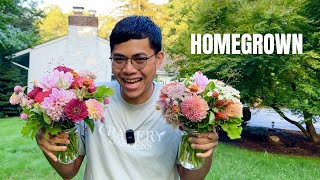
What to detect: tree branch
<box><xmin>271</xmin><ymin>105</ymin><xmax>311</xmax><ymax>139</ymax></box>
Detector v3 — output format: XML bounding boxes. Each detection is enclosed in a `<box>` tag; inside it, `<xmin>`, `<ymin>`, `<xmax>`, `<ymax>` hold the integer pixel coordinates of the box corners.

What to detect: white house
<box><xmin>11</xmin><ymin>7</ymin><xmax>112</xmax><ymax>89</ymax></box>
<box><xmin>11</xmin><ymin>7</ymin><xmax>176</xmax><ymax>88</ymax></box>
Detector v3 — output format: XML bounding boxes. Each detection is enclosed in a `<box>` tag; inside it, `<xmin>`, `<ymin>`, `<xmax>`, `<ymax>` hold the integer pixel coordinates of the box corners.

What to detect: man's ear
<box><xmin>155</xmin><ymin>51</ymin><xmax>165</xmax><ymax>69</ymax></box>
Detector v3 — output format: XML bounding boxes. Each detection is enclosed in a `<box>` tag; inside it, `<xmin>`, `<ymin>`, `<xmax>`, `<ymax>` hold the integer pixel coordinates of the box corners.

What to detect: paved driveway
<box><xmin>246</xmin><ymin>108</ymin><xmax>320</xmax><ymax>133</ymax></box>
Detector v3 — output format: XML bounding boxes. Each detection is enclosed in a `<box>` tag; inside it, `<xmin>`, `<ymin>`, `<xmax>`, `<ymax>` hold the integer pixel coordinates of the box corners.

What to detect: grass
<box><xmin>1</xmin><ymin>117</ymin><xmax>320</xmax><ymax>179</ymax></box>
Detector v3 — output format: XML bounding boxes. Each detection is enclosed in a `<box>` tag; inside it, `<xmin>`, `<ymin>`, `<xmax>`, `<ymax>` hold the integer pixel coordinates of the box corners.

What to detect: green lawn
<box><xmin>1</xmin><ymin>117</ymin><xmax>320</xmax><ymax>179</ymax></box>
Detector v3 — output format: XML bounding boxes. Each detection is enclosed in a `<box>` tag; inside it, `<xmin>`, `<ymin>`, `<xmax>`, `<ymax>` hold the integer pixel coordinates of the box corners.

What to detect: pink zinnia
<box><xmin>41</xmin><ymin>88</ymin><xmax>76</xmax><ymax>121</ymax></box>
<box><xmin>27</xmin><ymin>87</ymin><xmax>42</xmax><ymax>99</ymax></box>
<box><xmin>180</xmin><ymin>96</ymin><xmax>209</xmax><ymax>122</ymax></box>
<box><xmin>64</xmin><ymin>99</ymin><xmax>88</xmax><ymax>122</ymax></box>
<box><xmin>34</xmin><ymin>90</ymin><xmax>52</xmax><ymax>103</ymax></box>
<box><xmin>85</xmin><ymin>99</ymin><xmax>104</xmax><ymax>121</ymax></box>
<box><xmin>54</xmin><ymin>66</ymin><xmax>73</xmax><ymax>73</ymax></box>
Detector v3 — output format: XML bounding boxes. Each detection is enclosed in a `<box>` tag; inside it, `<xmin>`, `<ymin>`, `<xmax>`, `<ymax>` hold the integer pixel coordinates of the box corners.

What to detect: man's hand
<box><xmin>188</xmin><ymin>131</ymin><xmax>219</xmax><ymax>158</ymax></box>
<box><xmin>36</xmin><ymin>129</ymin><xmax>70</xmax><ymax>162</ymax></box>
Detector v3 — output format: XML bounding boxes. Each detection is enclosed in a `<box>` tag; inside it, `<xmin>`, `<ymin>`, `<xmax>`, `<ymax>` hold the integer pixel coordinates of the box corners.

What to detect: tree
<box><xmin>98</xmin><ymin>15</ymin><xmax>118</xmax><ymax>40</ymax></box>
<box><xmin>37</xmin><ymin>5</ymin><xmax>68</xmax><ymax>43</ymax></box>
<box><xmin>0</xmin><ymin>0</ymin><xmax>42</xmax><ymax>117</ymax></box>
<box><xmin>171</xmin><ymin>0</ymin><xmax>320</xmax><ymax>142</ymax></box>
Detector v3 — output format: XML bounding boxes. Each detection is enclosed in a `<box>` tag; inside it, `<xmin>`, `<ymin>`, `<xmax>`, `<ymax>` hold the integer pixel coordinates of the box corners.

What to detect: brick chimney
<box><xmin>63</xmin><ymin>7</ymin><xmax>104</xmax><ymax>80</ymax></box>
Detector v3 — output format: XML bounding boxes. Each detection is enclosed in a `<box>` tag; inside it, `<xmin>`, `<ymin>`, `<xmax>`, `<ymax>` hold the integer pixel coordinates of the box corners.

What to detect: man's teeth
<box><xmin>124</xmin><ymin>78</ymin><xmax>140</xmax><ymax>83</ymax></box>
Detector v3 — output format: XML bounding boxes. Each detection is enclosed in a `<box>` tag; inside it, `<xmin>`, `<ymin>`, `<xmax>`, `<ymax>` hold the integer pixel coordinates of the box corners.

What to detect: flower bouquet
<box><xmin>9</xmin><ymin>66</ymin><xmax>114</xmax><ymax>164</ymax></box>
<box><xmin>157</xmin><ymin>71</ymin><xmax>243</xmax><ymax>169</ymax></box>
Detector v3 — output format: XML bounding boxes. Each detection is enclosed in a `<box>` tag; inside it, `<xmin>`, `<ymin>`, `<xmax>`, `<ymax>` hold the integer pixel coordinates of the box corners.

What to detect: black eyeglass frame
<box><xmin>109</xmin><ymin>53</ymin><xmax>157</xmax><ymax>70</ymax></box>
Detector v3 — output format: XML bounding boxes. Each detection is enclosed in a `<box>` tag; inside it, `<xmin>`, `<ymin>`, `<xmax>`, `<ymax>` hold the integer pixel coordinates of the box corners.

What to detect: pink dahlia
<box><xmin>193</xmin><ymin>71</ymin><xmax>209</xmax><ymax>92</ymax></box>
<box><xmin>161</xmin><ymin>82</ymin><xmax>187</xmax><ymax>100</ymax></box>
<box><xmin>79</xmin><ymin>70</ymin><xmax>96</xmax><ymax>80</ymax></box>
<box><xmin>85</xmin><ymin>99</ymin><xmax>104</xmax><ymax>121</ymax></box>
<box><xmin>9</xmin><ymin>92</ymin><xmax>23</xmax><ymax>105</ymax></box>
<box><xmin>180</xmin><ymin>96</ymin><xmax>209</xmax><ymax>122</ymax></box>
<box><xmin>41</xmin><ymin>88</ymin><xmax>76</xmax><ymax>121</ymax></box>
<box><xmin>38</xmin><ymin>70</ymin><xmax>73</xmax><ymax>91</ymax></box>
<box><xmin>54</xmin><ymin>66</ymin><xmax>73</xmax><ymax>73</ymax></box>
<box><xmin>64</xmin><ymin>99</ymin><xmax>88</xmax><ymax>122</ymax></box>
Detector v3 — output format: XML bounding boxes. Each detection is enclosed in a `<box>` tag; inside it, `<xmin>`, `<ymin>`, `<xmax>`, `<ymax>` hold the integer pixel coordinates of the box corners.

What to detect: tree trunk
<box><xmin>304</xmin><ymin>111</ymin><xmax>320</xmax><ymax>143</ymax></box>
<box><xmin>271</xmin><ymin>106</ymin><xmax>312</xmax><ymax>140</ymax></box>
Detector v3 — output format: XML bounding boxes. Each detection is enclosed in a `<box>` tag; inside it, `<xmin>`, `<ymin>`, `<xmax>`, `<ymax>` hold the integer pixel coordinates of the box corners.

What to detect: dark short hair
<box><xmin>109</xmin><ymin>16</ymin><xmax>162</xmax><ymax>53</ymax></box>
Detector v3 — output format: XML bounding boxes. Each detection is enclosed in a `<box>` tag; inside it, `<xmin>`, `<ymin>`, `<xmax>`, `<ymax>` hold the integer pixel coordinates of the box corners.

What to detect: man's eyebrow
<box><xmin>112</xmin><ymin>52</ymin><xmax>148</xmax><ymax>56</ymax></box>
<box><xmin>112</xmin><ymin>53</ymin><xmax>126</xmax><ymax>56</ymax></box>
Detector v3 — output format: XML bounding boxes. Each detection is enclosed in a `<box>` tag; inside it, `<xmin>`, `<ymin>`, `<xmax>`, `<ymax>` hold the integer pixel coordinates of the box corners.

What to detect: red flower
<box><xmin>64</xmin><ymin>99</ymin><xmax>88</xmax><ymax>122</ymax></box>
<box><xmin>214</xmin><ymin>99</ymin><xmax>225</xmax><ymax>107</ymax></box>
<box><xmin>27</xmin><ymin>87</ymin><xmax>42</xmax><ymax>99</ymax></box>
<box><xmin>212</xmin><ymin>91</ymin><xmax>219</xmax><ymax>98</ymax></box>
<box><xmin>54</xmin><ymin>66</ymin><xmax>73</xmax><ymax>73</ymax></box>
<box><xmin>71</xmin><ymin>77</ymin><xmax>94</xmax><ymax>90</ymax></box>
<box><xmin>34</xmin><ymin>89</ymin><xmax>52</xmax><ymax>103</ymax></box>
<box><xmin>215</xmin><ymin>112</ymin><xmax>227</xmax><ymax>120</ymax></box>
<box><xmin>88</xmin><ymin>83</ymin><xmax>96</xmax><ymax>93</ymax></box>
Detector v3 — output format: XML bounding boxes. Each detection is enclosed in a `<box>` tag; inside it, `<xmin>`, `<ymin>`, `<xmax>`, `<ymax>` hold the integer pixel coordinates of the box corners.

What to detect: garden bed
<box><xmin>219</xmin><ymin>126</ymin><xmax>320</xmax><ymax>157</ymax></box>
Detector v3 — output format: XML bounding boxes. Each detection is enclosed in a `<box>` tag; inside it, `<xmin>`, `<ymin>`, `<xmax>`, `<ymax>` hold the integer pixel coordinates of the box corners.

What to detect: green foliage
<box><xmin>93</xmin><ymin>85</ymin><xmax>115</xmax><ymax>102</ymax></box>
<box><xmin>84</xmin><ymin>117</ymin><xmax>95</xmax><ymax>133</ymax></box>
<box><xmin>0</xmin><ymin>0</ymin><xmax>42</xmax><ymax>57</ymax></box>
<box><xmin>169</xmin><ymin>0</ymin><xmax>320</xmax><ymax>129</ymax></box>
<box><xmin>219</xmin><ymin>117</ymin><xmax>243</xmax><ymax>139</ymax></box>
<box><xmin>0</xmin><ymin>0</ymin><xmax>42</xmax><ymax>117</ymax></box>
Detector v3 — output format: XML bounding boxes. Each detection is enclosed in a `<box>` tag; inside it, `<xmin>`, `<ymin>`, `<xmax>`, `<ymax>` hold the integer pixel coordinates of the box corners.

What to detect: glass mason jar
<box><xmin>178</xmin><ymin>131</ymin><xmax>205</xmax><ymax>170</ymax></box>
<box><xmin>55</xmin><ymin>126</ymin><xmax>79</xmax><ymax>164</ymax></box>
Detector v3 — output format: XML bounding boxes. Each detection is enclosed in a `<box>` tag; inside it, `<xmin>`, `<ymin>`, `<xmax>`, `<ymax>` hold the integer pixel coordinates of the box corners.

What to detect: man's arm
<box><xmin>177</xmin><ymin>132</ymin><xmax>218</xmax><ymax>180</ymax></box>
<box><xmin>36</xmin><ymin>129</ymin><xmax>84</xmax><ymax>179</ymax></box>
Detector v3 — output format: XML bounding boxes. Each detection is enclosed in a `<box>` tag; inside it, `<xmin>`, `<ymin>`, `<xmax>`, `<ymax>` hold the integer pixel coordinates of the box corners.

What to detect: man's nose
<box><xmin>122</xmin><ymin>59</ymin><xmax>137</xmax><ymax>74</ymax></box>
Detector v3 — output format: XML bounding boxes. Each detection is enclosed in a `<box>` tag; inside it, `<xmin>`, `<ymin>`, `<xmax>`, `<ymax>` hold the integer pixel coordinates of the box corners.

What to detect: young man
<box><xmin>36</xmin><ymin>16</ymin><xmax>218</xmax><ymax>180</ymax></box>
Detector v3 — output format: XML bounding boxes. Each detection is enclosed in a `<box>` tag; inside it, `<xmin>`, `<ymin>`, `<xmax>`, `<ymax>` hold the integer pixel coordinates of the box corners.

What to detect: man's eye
<box><xmin>134</xmin><ymin>57</ymin><xmax>148</xmax><ymax>61</ymax></box>
<box><xmin>113</xmin><ymin>57</ymin><xmax>126</xmax><ymax>62</ymax></box>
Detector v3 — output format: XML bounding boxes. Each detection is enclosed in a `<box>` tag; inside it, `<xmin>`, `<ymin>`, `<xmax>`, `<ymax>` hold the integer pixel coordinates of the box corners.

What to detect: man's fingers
<box><xmin>41</xmin><ymin>147</ymin><xmax>58</xmax><ymax>162</ymax></box>
<box><xmin>45</xmin><ymin>143</ymin><xmax>68</xmax><ymax>152</ymax></box>
<box><xmin>196</xmin><ymin>148</ymin><xmax>214</xmax><ymax>158</ymax></box>
<box><xmin>50</xmin><ymin>136</ymin><xmax>70</xmax><ymax>145</ymax></box>
<box><xmin>56</xmin><ymin>132</ymin><xmax>69</xmax><ymax>139</ymax></box>
<box><xmin>191</xmin><ymin>141</ymin><xmax>218</xmax><ymax>150</ymax></box>
<box><xmin>189</xmin><ymin>137</ymin><xmax>211</xmax><ymax>144</ymax></box>
<box><xmin>199</xmin><ymin>132</ymin><xmax>219</xmax><ymax>140</ymax></box>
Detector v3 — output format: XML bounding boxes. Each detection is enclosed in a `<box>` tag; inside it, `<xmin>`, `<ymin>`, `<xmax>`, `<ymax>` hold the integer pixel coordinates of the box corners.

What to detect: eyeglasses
<box><xmin>109</xmin><ymin>53</ymin><xmax>156</xmax><ymax>70</ymax></box>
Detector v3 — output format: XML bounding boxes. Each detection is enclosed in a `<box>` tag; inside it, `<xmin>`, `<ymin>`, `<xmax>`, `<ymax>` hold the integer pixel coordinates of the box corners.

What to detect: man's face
<box><xmin>112</xmin><ymin>38</ymin><xmax>164</xmax><ymax>104</ymax></box>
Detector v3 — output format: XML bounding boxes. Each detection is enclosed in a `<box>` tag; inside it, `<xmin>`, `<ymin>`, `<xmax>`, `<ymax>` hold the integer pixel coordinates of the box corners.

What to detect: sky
<box><xmin>39</xmin><ymin>0</ymin><xmax>169</xmax><ymax>15</ymax></box>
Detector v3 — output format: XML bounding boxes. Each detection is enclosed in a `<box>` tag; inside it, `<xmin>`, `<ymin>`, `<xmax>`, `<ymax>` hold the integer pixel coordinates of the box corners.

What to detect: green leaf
<box><xmin>204</xmin><ymin>81</ymin><xmax>216</xmax><ymax>96</ymax></box>
<box><xmin>84</xmin><ymin>117</ymin><xmax>95</xmax><ymax>133</ymax></box>
<box><xmin>212</xmin><ymin>107</ymin><xmax>219</xmax><ymax>113</ymax></box>
<box><xmin>93</xmin><ymin>85</ymin><xmax>114</xmax><ymax>102</ymax></box>
<box><xmin>30</xmin><ymin>108</ymin><xmax>41</xmax><ymax>115</ymax></box>
<box><xmin>43</xmin><ymin>112</ymin><xmax>52</xmax><ymax>125</ymax></box>
<box><xmin>46</xmin><ymin>126</ymin><xmax>62</xmax><ymax>136</ymax></box>
<box><xmin>220</xmin><ymin>121</ymin><xmax>242</xmax><ymax>140</ymax></box>
<box><xmin>209</xmin><ymin>111</ymin><xmax>215</xmax><ymax>124</ymax></box>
